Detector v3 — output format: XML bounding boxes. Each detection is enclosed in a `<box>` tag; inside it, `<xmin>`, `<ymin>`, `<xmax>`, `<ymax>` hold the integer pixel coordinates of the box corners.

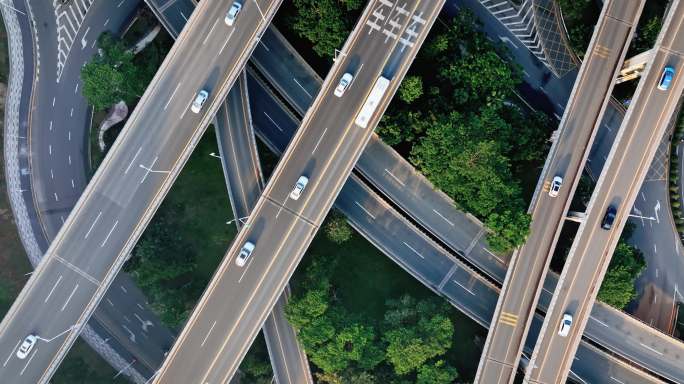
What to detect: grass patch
<box><xmin>126</xmin><ymin>128</ymin><xmax>236</xmax><ymax>328</ymax></box>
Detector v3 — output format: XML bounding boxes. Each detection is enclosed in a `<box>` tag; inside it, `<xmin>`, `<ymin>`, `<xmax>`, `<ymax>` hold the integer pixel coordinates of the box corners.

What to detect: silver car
<box><xmin>334</xmin><ymin>73</ymin><xmax>354</xmax><ymax>97</ymax></box>
<box><xmin>289</xmin><ymin>176</ymin><xmax>309</xmax><ymax>200</ymax></box>
<box><xmin>191</xmin><ymin>90</ymin><xmax>209</xmax><ymax>114</ymax></box>
<box><xmin>225</xmin><ymin>2</ymin><xmax>242</xmax><ymax>26</ymax></box>
<box><xmin>548</xmin><ymin>175</ymin><xmax>563</xmax><ymax>198</ymax></box>
<box><xmin>558</xmin><ymin>313</ymin><xmax>573</xmax><ymax>337</ymax></box>
<box><xmin>16</xmin><ymin>334</ymin><xmax>37</xmax><ymax>359</ymax></box>
<box><xmin>235</xmin><ymin>241</ymin><xmax>255</xmax><ymax>267</ymax></box>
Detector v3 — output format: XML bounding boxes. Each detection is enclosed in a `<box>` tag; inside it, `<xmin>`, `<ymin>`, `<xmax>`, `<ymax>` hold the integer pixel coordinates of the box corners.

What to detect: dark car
<box><xmin>601</xmin><ymin>205</ymin><xmax>617</xmax><ymax>230</ymax></box>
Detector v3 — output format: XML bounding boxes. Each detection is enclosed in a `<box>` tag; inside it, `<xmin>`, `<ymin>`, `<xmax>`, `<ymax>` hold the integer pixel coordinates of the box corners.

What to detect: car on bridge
<box><xmin>658</xmin><ymin>66</ymin><xmax>675</xmax><ymax>91</ymax></box>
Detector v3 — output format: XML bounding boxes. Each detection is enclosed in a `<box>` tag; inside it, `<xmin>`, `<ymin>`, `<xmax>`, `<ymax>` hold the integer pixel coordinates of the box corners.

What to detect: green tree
<box><xmin>290</xmin><ymin>0</ymin><xmax>362</xmax><ymax>58</ymax></box>
<box><xmin>416</xmin><ymin>360</ymin><xmax>458</xmax><ymax>384</ymax></box>
<box><xmin>285</xmin><ymin>287</ymin><xmax>330</xmax><ymax>329</ymax></box>
<box><xmin>81</xmin><ymin>33</ymin><xmax>147</xmax><ymax>110</ymax></box>
<box><xmin>632</xmin><ymin>16</ymin><xmax>662</xmax><ymax>53</ymax></box>
<box><xmin>376</xmin><ymin>110</ymin><xmax>427</xmax><ymax>146</ymax></box>
<box><xmin>438</xmin><ymin>50</ymin><xmax>520</xmax><ymax>109</ymax></box>
<box><xmin>398</xmin><ymin>75</ymin><xmax>423</xmax><ymax>104</ymax></box>
<box><xmin>326</xmin><ymin>211</ymin><xmax>353</xmax><ymax>244</ymax></box>
<box><xmin>81</xmin><ymin>63</ymin><xmax>126</xmax><ymax>111</ymax></box>
<box><xmin>485</xmin><ymin>209</ymin><xmax>531</xmax><ymax>252</ymax></box>
<box><xmin>598</xmin><ymin>242</ymin><xmax>646</xmax><ymax>309</ymax></box>
<box><xmin>383</xmin><ymin>296</ymin><xmax>454</xmax><ymax>375</ymax></box>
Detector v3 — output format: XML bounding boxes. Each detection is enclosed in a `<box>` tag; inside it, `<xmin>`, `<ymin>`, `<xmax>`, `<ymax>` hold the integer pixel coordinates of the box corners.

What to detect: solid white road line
<box><xmin>355</xmin><ymin>201</ymin><xmax>376</xmax><ymax>219</ymax></box>
<box><xmin>264</xmin><ymin>111</ymin><xmax>283</xmax><ymax>132</ymax></box>
<box><xmin>453</xmin><ymin>280</ymin><xmax>475</xmax><ymax>296</ymax></box>
<box><xmin>384</xmin><ymin>168</ymin><xmax>405</xmax><ymax>186</ymax></box>
<box><xmin>164</xmin><ymin>83</ymin><xmax>182</xmax><ymax>111</ymax></box>
<box><xmin>3</xmin><ymin>340</ymin><xmax>21</xmax><ymax>367</ymax></box>
<box><xmin>311</xmin><ymin>128</ymin><xmax>327</xmax><ymax>155</ymax></box>
<box><xmin>19</xmin><ymin>349</ymin><xmax>38</xmax><ymax>376</ymax></box>
<box><xmin>100</xmin><ymin>220</ymin><xmax>119</xmax><ymax>247</ymax></box>
<box><xmin>124</xmin><ymin>147</ymin><xmax>143</xmax><ymax>174</ymax></box>
<box><xmin>403</xmin><ymin>241</ymin><xmax>424</xmax><ymax>259</ymax></box>
<box><xmin>44</xmin><ymin>275</ymin><xmax>64</xmax><ymax>303</ymax></box>
<box><xmin>84</xmin><ymin>211</ymin><xmax>102</xmax><ymax>239</ymax></box>
<box><xmin>61</xmin><ymin>284</ymin><xmax>79</xmax><ymax>311</ymax></box>
<box><xmin>432</xmin><ymin>208</ymin><xmax>455</xmax><ymax>226</ymax></box>
<box><xmin>218</xmin><ymin>29</ymin><xmax>235</xmax><ymax>56</ymax></box>
<box><xmin>202</xmin><ymin>18</ymin><xmax>220</xmax><ymax>46</ymax></box>
<box><xmin>200</xmin><ymin>321</ymin><xmax>217</xmax><ymax>347</ymax></box>
<box><xmin>639</xmin><ymin>343</ymin><xmax>663</xmax><ymax>356</ymax></box>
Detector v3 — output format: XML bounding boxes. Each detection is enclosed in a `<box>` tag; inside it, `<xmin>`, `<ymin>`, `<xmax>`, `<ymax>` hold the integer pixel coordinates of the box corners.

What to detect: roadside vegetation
<box><xmin>559</xmin><ymin>0</ymin><xmax>667</xmax><ymax>60</ymax></box>
<box><xmin>285</xmin><ymin>227</ymin><xmax>484</xmax><ymax>383</ymax></box>
<box><xmin>124</xmin><ymin>132</ymin><xmax>236</xmax><ymax>327</ymax></box>
<box><xmin>669</xmin><ymin>108</ymin><xmax>684</xmax><ymax>237</ymax></box>
<box><xmin>82</xmin><ymin>10</ymin><xmax>172</xmax><ymax>170</ymax></box>
<box><xmin>284</xmin><ymin>5</ymin><xmax>552</xmax><ymax>253</ymax></box>
<box><xmin>556</xmin><ymin>0</ymin><xmax>600</xmax><ymax>59</ymax></box>
<box><xmin>597</xmin><ymin>222</ymin><xmax>646</xmax><ymax>309</ymax></box>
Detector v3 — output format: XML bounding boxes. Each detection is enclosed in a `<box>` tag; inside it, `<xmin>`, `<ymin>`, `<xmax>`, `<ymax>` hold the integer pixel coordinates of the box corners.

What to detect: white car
<box><xmin>548</xmin><ymin>175</ymin><xmax>563</xmax><ymax>197</ymax></box>
<box><xmin>225</xmin><ymin>2</ymin><xmax>242</xmax><ymax>26</ymax></box>
<box><xmin>16</xmin><ymin>334</ymin><xmax>37</xmax><ymax>359</ymax></box>
<box><xmin>558</xmin><ymin>313</ymin><xmax>573</xmax><ymax>337</ymax></box>
<box><xmin>235</xmin><ymin>241</ymin><xmax>255</xmax><ymax>267</ymax></box>
<box><xmin>289</xmin><ymin>176</ymin><xmax>309</xmax><ymax>200</ymax></box>
<box><xmin>334</xmin><ymin>73</ymin><xmax>354</xmax><ymax>97</ymax></box>
<box><xmin>191</xmin><ymin>90</ymin><xmax>209</xmax><ymax>114</ymax></box>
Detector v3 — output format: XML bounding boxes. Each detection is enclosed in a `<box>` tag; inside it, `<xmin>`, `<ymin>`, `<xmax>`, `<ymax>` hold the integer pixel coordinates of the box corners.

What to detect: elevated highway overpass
<box><xmin>0</xmin><ymin>1</ymin><xmax>282</xmax><ymax>382</ymax></box>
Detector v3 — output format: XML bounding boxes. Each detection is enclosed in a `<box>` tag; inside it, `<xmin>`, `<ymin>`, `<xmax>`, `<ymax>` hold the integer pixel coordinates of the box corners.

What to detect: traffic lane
<box><xmin>30</xmin><ymin>0</ymin><xmax>141</xmax><ymax>241</ymax></box>
<box><xmin>528</xmin><ymin>44</ymin><xmax>684</xmax><ymax>384</ymax></box>
<box><xmin>478</xmin><ymin>2</ymin><xmax>644</xmax><ymax>379</ymax></box>
<box><xmin>28</xmin><ymin>0</ymin><xmax>173</xmax><ymax>375</ymax></box>
<box><xmin>247</xmin><ymin>71</ymin><xmax>299</xmax><ymax>152</ymax></box>
<box><xmin>251</xmin><ymin>27</ymin><xmax>320</xmax><ymax>114</ymax></box>
<box><xmin>357</xmin><ymin>137</ymin><xmax>505</xmax><ymax>278</ymax></box>
<box><xmin>531</xmin><ymin>260</ymin><xmax>684</xmax><ymax>383</ymax></box>
<box><xmin>571</xmin><ymin>343</ymin><xmax>664</xmax><ymax>384</ymax></box>
<box><xmin>584</xmin><ymin>302</ymin><xmax>684</xmax><ymax>383</ymax></box>
<box><xmin>0</xmin><ymin>261</ymin><xmax>99</xmax><ymax>383</ymax></box>
<box><xmin>0</xmin><ymin>0</ymin><xmax>278</xmax><ymax>380</ymax></box>
<box><xmin>247</xmin><ymin>63</ymin><xmax>680</xmax><ymax>382</ymax></box>
<box><xmin>262</xmin><ymin>290</ymin><xmax>312</xmax><ymax>384</ymax></box>
<box><xmin>336</xmin><ymin>176</ymin><xmax>499</xmax><ymax>325</ymax></box>
<box><xmin>268</xmin><ymin>0</ymin><xmax>437</xmax><ymax>224</ymax></box>
<box><xmin>249</xmin><ymin>17</ymin><xmax>508</xmax><ymax>280</ymax></box>
<box><xmin>247</xmin><ymin>41</ymin><xmax>684</xmax><ymax>382</ymax></box>
<box><xmin>260</xmin><ymin>11</ymin><xmax>410</xmax><ymax>216</ymax></box>
<box><xmin>215</xmin><ymin>74</ymin><xmax>263</xmax><ymax>219</ymax></box>
<box><xmin>56</xmin><ymin>0</ymin><xmax>273</xmax><ymax>271</ymax></box>
<box><xmin>155</xmin><ymin>200</ymin><xmax>315</xmax><ymax>383</ymax></box>
<box><xmin>147</xmin><ymin>0</ymin><xmax>196</xmax><ymax>37</ymax></box>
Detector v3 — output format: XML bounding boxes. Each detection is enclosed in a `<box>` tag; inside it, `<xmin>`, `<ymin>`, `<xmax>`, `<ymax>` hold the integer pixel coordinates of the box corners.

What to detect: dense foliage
<box><xmin>375</xmin><ymin>12</ymin><xmax>551</xmax><ymax>252</ymax></box>
<box><xmin>286</xmin><ymin>256</ymin><xmax>458</xmax><ymax>382</ymax></box>
<box><xmin>290</xmin><ymin>0</ymin><xmax>363</xmax><ymax>57</ymax></box>
<box><xmin>81</xmin><ymin>33</ymin><xmax>156</xmax><ymax>111</ymax></box>
<box><xmin>325</xmin><ymin>211</ymin><xmax>354</xmax><ymax>244</ymax></box>
<box><xmin>598</xmin><ymin>228</ymin><xmax>646</xmax><ymax>309</ymax></box>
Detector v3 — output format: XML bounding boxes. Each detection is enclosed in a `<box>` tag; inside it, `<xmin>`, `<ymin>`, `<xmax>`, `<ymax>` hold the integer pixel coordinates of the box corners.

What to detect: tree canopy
<box><xmin>81</xmin><ymin>33</ymin><xmax>149</xmax><ymax>111</ymax></box>
<box><xmin>290</xmin><ymin>0</ymin><xmax>362</xmax><ymax>58</ymax></box>
<box><xmin>598</xmin><ymin>242</ymin><xmax>645</xmax><ymax>308</ymax></box>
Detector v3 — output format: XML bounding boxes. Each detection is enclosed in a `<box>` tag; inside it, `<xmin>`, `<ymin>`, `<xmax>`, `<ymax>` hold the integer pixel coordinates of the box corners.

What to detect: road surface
<box><xmin>0</xmin><ymin>1</ymin><xmax>281</xmax><ymax>382</ymax></box>
<box><xmin>154</xmin><ymin>1</ymin><xmax>444</xmax><ymax>382</ymax></box>
<box><xmin>525</xmin><ymin>0</ymin><xmax>684</xmax><ymax>382</ymax></box>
